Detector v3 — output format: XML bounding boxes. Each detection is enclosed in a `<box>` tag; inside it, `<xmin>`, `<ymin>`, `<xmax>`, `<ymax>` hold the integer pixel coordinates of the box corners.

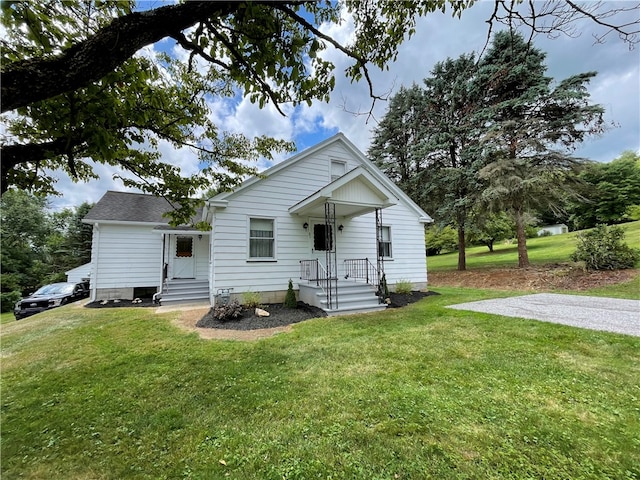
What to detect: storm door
<box><xmin>172</xmin><ymin>235</ymin><xmax>196</xmax><ymax>278</ymax></box>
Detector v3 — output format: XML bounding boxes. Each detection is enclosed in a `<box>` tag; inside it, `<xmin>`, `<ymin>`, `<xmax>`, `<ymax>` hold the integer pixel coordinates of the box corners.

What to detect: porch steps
<box><xmin>302</xmin><ymin>281</ymin><xmax>386</xmax><ymax>316</ymax></box>
<box><xmin>160</xmin><ymin>279</ymin><xmax>210</xmax><ymax>307</ymax></box>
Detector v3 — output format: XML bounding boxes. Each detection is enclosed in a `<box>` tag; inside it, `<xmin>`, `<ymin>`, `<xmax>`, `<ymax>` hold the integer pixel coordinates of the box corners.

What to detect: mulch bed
<box><xmin>195</xmin><ymin>291</ymin><xmax>438</xmax><ymax>331</ymax></box>
<box><xmin>195</xmin><ymin>301</ymin><xmax>326</xmax><ymax>330</ymax></box>
<box><xmin>85</xmin><ymin>298</ymin><xmax>157</xmax><ymax>308</ymax></box>
<box><xmin>83</xmin><ymin>291</ymin><xmax>439</xmax><ymax>331</ymax></box>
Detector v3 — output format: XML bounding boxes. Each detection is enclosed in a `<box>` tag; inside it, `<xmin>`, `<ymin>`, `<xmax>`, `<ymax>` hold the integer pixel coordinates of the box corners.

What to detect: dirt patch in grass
<box><xmin>428</xmin><ymin>264</ymin><xmax>639</xmax><ymax>291</ymax></box>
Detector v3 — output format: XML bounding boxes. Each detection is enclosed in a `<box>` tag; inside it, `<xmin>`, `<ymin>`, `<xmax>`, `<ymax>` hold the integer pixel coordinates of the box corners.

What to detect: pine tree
<box><xmin>477</xmin><ymin>31</ymin><xmax>605</xmax><ymax>268</ymax></box>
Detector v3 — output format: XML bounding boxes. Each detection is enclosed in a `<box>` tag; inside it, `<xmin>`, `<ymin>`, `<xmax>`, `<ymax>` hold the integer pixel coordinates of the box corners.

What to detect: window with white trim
<box><xmin>330</xmin><ymin>160</ymin><xmax>346</xmax><ymax>181</ymax></box>
<box><xmin>249</xmin><ymin>218</ymin><xmax>275</xmax><ymax>259</ymax></box>
<box><xmin>378</xmin><ymin>226</ymin><xmax>392</xmax><ymax>258</ymax></box>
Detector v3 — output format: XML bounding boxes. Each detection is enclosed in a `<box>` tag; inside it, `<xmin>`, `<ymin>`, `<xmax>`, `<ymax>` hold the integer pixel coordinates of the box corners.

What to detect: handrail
<box><xmin>300</xmin><ymin>259</ymin><xmax>328</xmax><ymax>290</ymax></box>
<box><xmin>343</xmin><ymin>258</ymin><xmax>379</xmax><ymax>286</ymax></box>
<box><xmin>300</xmin><ymin>259</ymin><xmax>337</xmax><ymax>309</ymax></box>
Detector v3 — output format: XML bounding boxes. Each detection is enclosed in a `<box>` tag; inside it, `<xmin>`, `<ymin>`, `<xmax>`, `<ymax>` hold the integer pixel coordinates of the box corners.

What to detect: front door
<box><xmin>172</xmin><ymin>235</ymin><xmax>195</xmax><ymax>279</ymax></box>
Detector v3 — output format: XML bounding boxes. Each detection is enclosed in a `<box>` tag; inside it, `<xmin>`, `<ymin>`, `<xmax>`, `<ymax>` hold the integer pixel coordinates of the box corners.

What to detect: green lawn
<box><xmin>428</xmin><ymin>220</ymin><xmax>640</xmax><ymax>271</ymax></box>
<box><xmin>2</xmin><ymin>290</ymin><xmax>639</xmax><ymax>479</ymax></box>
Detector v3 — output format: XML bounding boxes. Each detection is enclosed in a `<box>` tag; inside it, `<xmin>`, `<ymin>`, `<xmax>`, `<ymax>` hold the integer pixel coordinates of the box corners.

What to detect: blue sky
<box><xmin>48</xmin><ymin>1</ymin><xmax>639</xmax><ymax>211</ymax></box>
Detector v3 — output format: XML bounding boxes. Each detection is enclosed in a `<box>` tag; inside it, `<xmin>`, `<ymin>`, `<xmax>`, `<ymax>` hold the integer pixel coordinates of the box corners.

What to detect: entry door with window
<box><xmin>173</xmin><ymin>235</ymin><xmax>195</xmax><ymax>278</ymax></box>
<box><xmin>313</xmin><ymin>223</ymin><xmax>334</xmax><ymax>253</ymax></box>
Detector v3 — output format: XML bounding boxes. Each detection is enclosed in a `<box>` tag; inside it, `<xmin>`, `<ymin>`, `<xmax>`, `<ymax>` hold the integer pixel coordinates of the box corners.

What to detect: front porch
<box><xmin>298</xmin><ymin>258</ymin><xmax>388</xmax><ymax>315</ymax></box>
<box><xmin>290</xmin><ymin>167</ymin><xmax>399</xmax><ymax>315</ymax></box>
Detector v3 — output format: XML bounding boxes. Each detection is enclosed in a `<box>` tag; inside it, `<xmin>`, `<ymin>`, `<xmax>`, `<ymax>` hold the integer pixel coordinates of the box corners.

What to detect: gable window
<box><xmin>330</xmin><ymin>160</ymin><xmax>346</xmax><ymax>181</ymax></box>
<box><xmin>176</xmin><ymin>236</ymin><xmax>193</xmax><ymax>257</ymax></box>
<box><xmin>313</xmin><ymin>224</ymin><xmax>333</xmax><ymax>251</ymax></box>
<box><xmin>249</xmin><ymin>218</ymin><xmax>275</xmax><ymax>259</ymax></box>
<box><xmin>378</xmin><ymin>226</ymin><xmax>392</xmax><ymax>258</ymax></box>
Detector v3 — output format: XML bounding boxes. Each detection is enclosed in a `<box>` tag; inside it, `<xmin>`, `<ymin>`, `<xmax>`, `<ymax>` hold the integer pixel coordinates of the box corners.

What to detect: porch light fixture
<box><xmin>198</xmin><ymin>234</ymin><xmax>203</xmax><ymax>240</ymax></box>
<box><xmin>338</xmin><ymin>224</ymin><xmax>344</xmax><ymax>231</ymax></box>
<box><xmin>303</xmin><ymin>222</ymin><xmax>309</xmax><ymax>230</ymax></box>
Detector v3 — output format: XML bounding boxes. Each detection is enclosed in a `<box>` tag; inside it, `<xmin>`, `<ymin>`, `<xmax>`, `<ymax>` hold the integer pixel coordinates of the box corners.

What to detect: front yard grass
<box><xmin>2</xmin><ymin>290</ymin><xmax>638</xmax><ymax>479</ymax></box>
<box><xmin>427</xmin><ymin>220</ymin><xmax>640</xmax><ymax>271</ymax></box>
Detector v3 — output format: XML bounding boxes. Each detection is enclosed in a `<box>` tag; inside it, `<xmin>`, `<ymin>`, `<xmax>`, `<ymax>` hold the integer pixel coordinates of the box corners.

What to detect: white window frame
<box><xmin>379</xmin><ymin>225</ymin><xmax>393</xmax><ymax>259</ymax></box>
<box><xmin>247</xmin><ymin>216</ymin><xmax>277</xmax><ymax>261</ymax></box>
<box><xmin>330</xmin><ymin>160</ymin><xmax>347</xmax><ymax>182</ymax></box>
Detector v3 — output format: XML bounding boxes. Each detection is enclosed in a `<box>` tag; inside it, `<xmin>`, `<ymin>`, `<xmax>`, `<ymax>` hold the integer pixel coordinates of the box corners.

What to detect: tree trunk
<box><xmin>487</xmin><ymin>239</ymin><xmax>494</xmax><ymax>252</ymax></box>
<box><xmin>457</xmin><ymin>224</ymin><xmax>466</xmax><ymax>271</ymax></box>
<box><xmin>514</xmin><ymin>209</ymin><xmax>530</xmax><ymax>268</ymax></box>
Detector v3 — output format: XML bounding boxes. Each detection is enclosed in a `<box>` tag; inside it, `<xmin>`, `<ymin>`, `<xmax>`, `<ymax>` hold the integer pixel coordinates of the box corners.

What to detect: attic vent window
<box><xmin>330</xmin><ymin>160</ymin><xmax>346</xmax><ymax>181</ymax></box>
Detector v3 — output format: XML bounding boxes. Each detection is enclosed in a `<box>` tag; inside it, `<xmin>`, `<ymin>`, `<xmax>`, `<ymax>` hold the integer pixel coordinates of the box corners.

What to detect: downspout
<box><xmin>209</xmin><ymin>211</ymin><xmax>215</xmax><ymax>306</ymax></box>
<box><xmin>90</xmin><ymin>224</ymin><xmax>99</xmax><ymax>302</ymax></box>
<box><xmin>153</xmin><ymin>233</ymin><xmax>166</xmax><ymax>304</ymax></box>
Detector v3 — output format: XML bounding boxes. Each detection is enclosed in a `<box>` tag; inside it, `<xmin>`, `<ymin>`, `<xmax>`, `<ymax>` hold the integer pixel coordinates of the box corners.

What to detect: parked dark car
<box><xmin>14</xmin><ymin>282</ymin><xmax>89</xmax><ymax>320</ymax></box>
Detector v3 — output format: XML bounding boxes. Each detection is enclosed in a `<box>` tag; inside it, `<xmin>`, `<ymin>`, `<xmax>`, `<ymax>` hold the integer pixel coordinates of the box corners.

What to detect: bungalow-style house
<box><xmin>83</xmin><ymin>133</ymin><xmax>432</xmax><ymax>315</ymax></box>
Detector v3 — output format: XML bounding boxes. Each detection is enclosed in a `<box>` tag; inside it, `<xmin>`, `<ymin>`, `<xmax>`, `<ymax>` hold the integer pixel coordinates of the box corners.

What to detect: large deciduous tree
<box><xmin>569</xmin><ymin>151</ymin><xmax>640</xmax><ymax>228</ymax></box>
<box><xmin>0</xmin><ymin>0</ymin><xmax>475</xmax><ymax>225</ymax></box>
<box><xmin>477</xmin><ymin>31</ymin><xmax>605</xmax><ymax>268</ymax></box>
<box><xmin>1</xmin><ymin>1</ymin><xmax>637</xmax><ymax>226</ymax></box>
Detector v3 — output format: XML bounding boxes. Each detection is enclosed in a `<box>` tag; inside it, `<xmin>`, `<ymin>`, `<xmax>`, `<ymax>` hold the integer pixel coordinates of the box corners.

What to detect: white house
<box><xmin>537</xmin><ymin>224</ymin><xmax>569</xmax><ymax>236</ymax></box>
<box><xmin>65</xmin><ymin>263</ymin><xmax>91</xmax><ymax>284</ymax></box>
<box><xmin>83</xmin><ymin>133</ymin><xmax>432</xmax><ymax>315</ymax></box>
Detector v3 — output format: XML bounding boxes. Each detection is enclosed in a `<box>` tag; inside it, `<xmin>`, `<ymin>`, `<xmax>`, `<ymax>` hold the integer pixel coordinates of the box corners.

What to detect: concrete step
<box><xmin>161</xmin><ymin>279</ymin><xmax>209</xmax><ymax>306</ymax></box>
<box><xmin>300</xmin><ymin>280</ymin><xmax>385</xmax><ymax>315</ymax></box>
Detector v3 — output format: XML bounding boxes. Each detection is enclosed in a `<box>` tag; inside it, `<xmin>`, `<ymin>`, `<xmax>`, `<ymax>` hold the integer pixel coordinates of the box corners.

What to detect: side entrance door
<box><xmin>172</xmin><ymin>235</ymin><xmax>196</xmax><ymax>279</ymax></box>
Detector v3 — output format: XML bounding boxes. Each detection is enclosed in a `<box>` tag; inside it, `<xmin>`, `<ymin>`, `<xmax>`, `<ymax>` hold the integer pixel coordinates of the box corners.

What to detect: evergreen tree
<box><xmin>370</xmin><ymin>55</ymin><xmax>482</xmax><ymax>270</ymax></box>
<box><xmin>477</xmin><ymin>31</ymin><xmax>605</xmax><ymax>268</ymax></box>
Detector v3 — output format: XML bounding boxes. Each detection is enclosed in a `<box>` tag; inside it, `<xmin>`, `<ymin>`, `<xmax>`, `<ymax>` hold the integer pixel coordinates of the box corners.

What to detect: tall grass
<box><xmin>2</xmin><ymin>292</ymin><xmax>638</xmax><ymax>479</ymax></box>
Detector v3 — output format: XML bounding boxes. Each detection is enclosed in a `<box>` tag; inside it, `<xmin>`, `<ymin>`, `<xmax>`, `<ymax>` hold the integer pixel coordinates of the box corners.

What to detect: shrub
<box><xmin>571</xmin><ymin>224</ymin><xmax>639</xmax><ymax>270</ymax></box>
<box><xmin>395</xmin><ymin>279</ymin><xmax>413</xmax><ymax>294</ymax></box>
<box><xmin>284</xmin><ymin>279</ymin><xmax>297</xmax><ymax>309</ymax></box>
<box><xmin>1</xmin><ymin>291</ymin><xmax>22</xmax><ymax>313</ymax></box>
<box><xmin>241</xmin><ymin>290</ymin><xmax>262</xmax><ymax>308</ymax></box>
<box><xmin>424</xmin><ymin>225</ymin><xmax>457</xmax><ymax>256</ymax></box>
<box><xmin>211</xmin><ymin>300</ymin><xmax>243</xmax><ymax>321</ymax></box>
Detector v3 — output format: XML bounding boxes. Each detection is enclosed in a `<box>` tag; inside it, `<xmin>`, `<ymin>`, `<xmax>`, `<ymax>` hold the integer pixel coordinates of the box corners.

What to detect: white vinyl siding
<box><xmin>91</xmin><ymin>225</ymin><xmax>210</xmax><ymax>291</ymax></box>
<box><xmin>91</xmin><ymin>224</ymin><xmax>162</xmax><ymax>289</ymax></box>
<box><xmin>210</xmin><ymin>139</ymin><xmax>428</xmax><ymax>295</ymax></box>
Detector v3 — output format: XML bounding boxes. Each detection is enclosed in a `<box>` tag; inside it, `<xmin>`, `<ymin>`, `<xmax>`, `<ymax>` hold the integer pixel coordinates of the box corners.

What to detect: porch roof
<box><xmin>288</xmin><ymin>166</ymin><xmax>398</xmax><ymax>218</ymax></box>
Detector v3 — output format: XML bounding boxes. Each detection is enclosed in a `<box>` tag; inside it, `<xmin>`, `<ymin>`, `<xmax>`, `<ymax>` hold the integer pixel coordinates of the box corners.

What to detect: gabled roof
<box><xmin>83</xmin><ymin>191</ymin><xmax>202</xmax><ymax>225</ymax></box>
<box><xmin>207</xmin><ymin>132</ymin><xmax>432</xmax><ymax>223</ymax></box>
<box><xmin>289</xmin><ymin>166</ymin><xmax>398</xmax><ymax>218</ymax></box>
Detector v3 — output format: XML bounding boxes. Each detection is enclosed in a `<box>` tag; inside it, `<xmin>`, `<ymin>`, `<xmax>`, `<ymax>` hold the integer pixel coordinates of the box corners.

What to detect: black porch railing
<box><xmin>343</xmin><ymin>258</ymin><xmax>379</xmax><ymax>286</ymax></box>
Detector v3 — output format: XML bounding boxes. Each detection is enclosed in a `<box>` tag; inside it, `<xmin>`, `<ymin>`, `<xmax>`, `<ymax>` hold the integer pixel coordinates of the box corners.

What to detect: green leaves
<box><xmin>1</xmin><ymin>0</ymin><xmax>478</xmax><ymax>221</ymax></box>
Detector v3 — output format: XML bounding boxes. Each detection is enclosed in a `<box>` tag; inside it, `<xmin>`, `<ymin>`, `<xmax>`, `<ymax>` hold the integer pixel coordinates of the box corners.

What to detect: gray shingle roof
<box><xmin>83</xmin><ymin>191</ymin><xmax>201</xmax><ymax>224</ymax></box>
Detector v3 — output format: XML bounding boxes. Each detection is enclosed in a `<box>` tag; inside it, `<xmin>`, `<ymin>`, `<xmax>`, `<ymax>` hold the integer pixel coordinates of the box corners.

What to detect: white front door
<box><xmin>172</xmin><ymin>235</ymin><xmax>196</xmax><ymax>279</ymax></box>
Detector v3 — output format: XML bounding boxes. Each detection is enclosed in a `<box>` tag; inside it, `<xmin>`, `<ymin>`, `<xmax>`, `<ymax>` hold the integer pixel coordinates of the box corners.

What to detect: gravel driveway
<box><xmin>448</xmin><ymin>293</ymin><xmax>640</xmax><ymax>336</ymax></box>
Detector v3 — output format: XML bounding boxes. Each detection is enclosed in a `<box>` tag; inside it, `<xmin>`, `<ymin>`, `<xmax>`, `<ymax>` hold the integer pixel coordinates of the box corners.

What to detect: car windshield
<box><xmin>32</xmin><ymin>284</ymin><xmax>75</xmax><ymax>295</ymax></box>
